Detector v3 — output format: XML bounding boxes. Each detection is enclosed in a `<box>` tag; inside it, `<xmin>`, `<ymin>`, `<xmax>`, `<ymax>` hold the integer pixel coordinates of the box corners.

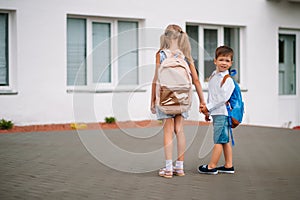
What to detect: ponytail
<box><xmin>178</xmin><ymin>32</ymin><xmax>193</xmax><ymax>64</ymax></box>
<box><xmin>160</xmin><ymin>24</ymin><xmax>194</xmax><ymax>65</ymax></box>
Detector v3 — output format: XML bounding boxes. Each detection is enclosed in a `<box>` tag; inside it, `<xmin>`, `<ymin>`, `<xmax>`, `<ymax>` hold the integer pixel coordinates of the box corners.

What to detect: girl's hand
<box><xmin>200</xmin><ymin>104</ymin><xmax>209</xmax><ymax>115</ymax></box>
<box><xmin>201</xmin><ymin>103</ymin><xmax>211</xmax><ymax>121</ymax></box>
<box><xmin>199</xmin><ymin>103</ymin><xmax>205</xmax><ymax>113</ymax></box>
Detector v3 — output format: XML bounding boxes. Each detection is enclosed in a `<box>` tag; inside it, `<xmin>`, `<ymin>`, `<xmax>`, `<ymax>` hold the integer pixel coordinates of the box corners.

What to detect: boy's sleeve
<box><xmin>206</xmin><ymin>77</ymin><xmax>235</xmax><ymax>112</ymax></box>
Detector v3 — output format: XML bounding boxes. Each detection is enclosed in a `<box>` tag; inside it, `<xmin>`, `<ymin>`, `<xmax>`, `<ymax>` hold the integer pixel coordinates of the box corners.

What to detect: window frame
<box><xmin>88</xmin><ymin>17</ymin><xmax>114</xmax><ymax>89</ymax></box>
<box><xmin>67</xmin><ymin>15</ymin><xmax>141</xmax><ymax>92</ymax></box>
<box><xmin>0</xmin><ymin>10</ymin><xmax>17</xmax><ymax>94</ymax></box>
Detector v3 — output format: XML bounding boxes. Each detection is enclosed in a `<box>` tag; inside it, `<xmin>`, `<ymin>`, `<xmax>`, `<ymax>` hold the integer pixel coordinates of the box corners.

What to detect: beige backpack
<box><xmin>156</xmin><ymin>49</ymin><xmax>193</xmax><ymax>114</ymax></box>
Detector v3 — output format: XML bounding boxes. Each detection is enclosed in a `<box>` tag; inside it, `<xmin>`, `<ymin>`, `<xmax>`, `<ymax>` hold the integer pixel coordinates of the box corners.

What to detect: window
<box><xmin>0</xmin><ymin>11</ymin><xmax>16</xmax><ymax>93</ymax></box>
<box><xmin>92</xmin><ymin>22</ymin><xmax>111</xmax><ymax>83</ymax></box>
<box><xmin>0</xmin><ymin>13</ymin><xmax>8</xmax><ymax>86</ymax></box>
<box><xmin>117</xmin><ymin>21</ymin><xmax>138</xmax><ymax>85</ymax></box>
<box><xmin>279</xmin><ymin>31</ymin><xmax>297</xmax><ymax>95</ymax></box>
<box><xmin>186</xmin><ymin>25</ymin><xmax>241</xmax><ymax>83</ymax></box>
<box><xmin>67</xmin><ymin>16</ymin><xmax>139</xmax><ymax>89</ymax></box>
<box><xmin>203</xmin><ymin>29</ymin><xmax>218</xmax><ymax>80</ymax></box>
<box><xmin>67</xmin><ymin>18</ymin><xmax>86</xmax><ymax>86</ymax></box>
<box><xmin>186</xmin><ymin>26</ymin><xmax>199</xmax><ymax>70</ymax></box>
<box><xmin>224</xmin><ymin>27</ymin><xmax>240</xmax><ymax>80</ymax></box>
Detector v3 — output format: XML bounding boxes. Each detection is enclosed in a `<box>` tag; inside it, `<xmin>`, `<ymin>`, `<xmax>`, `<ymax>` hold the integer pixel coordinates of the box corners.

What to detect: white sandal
<box><xmin>173</xmin><ymin>168</ymin><xmax>185</xmax><ymax>176</ymax></box>
<box><xmin>158</xmin><ymin>168</ymin><xmax>173</xmax><ymax>178</ymax></box>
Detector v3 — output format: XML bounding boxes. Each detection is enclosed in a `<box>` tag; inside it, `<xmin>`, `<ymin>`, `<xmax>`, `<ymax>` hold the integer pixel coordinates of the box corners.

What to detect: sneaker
<box><xmin>215</xmin><ymin>166</ymin><xmax>235</xmax><ymax>174</ymax></box>
<box><xmin>197</xmin><ymin>165</ymin><xmax>218</xmax><ymax>175</ymax></box>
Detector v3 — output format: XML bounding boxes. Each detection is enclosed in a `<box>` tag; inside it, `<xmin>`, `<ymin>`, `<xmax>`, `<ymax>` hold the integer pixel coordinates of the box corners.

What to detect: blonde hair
<box><xmin>160</xmin><ymin>24</ymin><xmax>193</xmax><ymax>64</ymax></box>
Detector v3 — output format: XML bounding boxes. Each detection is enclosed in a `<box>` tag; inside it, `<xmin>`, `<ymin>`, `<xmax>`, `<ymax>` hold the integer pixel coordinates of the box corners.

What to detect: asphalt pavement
<box><xmin>0</xmin><ymin>125</ymin><xmax>299</xmax><ymax>200</ymax></box>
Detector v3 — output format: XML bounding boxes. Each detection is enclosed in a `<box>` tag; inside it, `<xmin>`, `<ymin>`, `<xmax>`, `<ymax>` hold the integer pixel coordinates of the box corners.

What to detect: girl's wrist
<box><xmin>199</xmin><ymin>100</ymin><xmax>205</xmax><ymax>105</ymax></box>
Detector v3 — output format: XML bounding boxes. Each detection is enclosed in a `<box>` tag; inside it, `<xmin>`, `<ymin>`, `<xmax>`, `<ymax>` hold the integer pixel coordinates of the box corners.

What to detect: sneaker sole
<box><xmin>218</xmin><ymin>170</ymin><xmax>235</xmax><ymax>174</ymax></box>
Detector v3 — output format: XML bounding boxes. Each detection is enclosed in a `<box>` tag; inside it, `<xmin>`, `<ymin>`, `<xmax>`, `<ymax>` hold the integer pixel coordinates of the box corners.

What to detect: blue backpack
<box><xmin>221</xmin><ymin>69</ymin><xmax>244</xmax><ymax>145</ymax></box>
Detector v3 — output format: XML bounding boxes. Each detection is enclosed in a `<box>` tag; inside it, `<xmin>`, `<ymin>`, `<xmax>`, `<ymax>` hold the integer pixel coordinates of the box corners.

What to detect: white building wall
<box><xmin>0</xmin><ymin>0</ymin><xmax>300</xmax><ymax>127</ymax></box>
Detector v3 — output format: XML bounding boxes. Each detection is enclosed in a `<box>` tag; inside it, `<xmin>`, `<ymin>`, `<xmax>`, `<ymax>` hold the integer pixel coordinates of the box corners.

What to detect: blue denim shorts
<box><xmin>212</xmin><ymin>115</ymin><xmax>230</xmax><ymax>144</ymax></box>
<box><xmin>156</xmin><ymin>107</ymin><xmax>189</xmax><ymax>120</ymax></box>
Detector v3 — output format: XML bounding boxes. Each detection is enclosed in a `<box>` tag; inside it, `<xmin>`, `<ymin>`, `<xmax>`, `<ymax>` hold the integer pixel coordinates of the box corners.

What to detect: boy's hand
<box><xmin>205</xmin><ymin>114</ymin><xmax>211</xmax><ymax>122</ymax></box>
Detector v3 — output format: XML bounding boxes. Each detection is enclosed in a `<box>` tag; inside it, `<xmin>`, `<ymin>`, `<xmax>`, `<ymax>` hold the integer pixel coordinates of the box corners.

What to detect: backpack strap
<box><xmin>226</xmin><ymin>104</ymin><xmax>235</xmax><ymax>146</ymax></box>
<box><xmin>160</xmin><ymin>49</ymin><xmax>172</xmax><ymax>58</ymax></box>
<box><xmin>173</xmin><ymin>49</ymin><xmax>185</xmax><ymax>59</ymax></box>
<box><xmin>221</xmin><ymin>69</ymin><xmax>238</xmax><ymax>87</ymax></box>
<box><xmin>220</xmin><ymin>74</ymin><xmax>231</xmax><ymax>87</ymax></box>
<box><xmin>161</xmin><ymin>49</ymin><xmax>185</xmax><ymax>59</ymax></box>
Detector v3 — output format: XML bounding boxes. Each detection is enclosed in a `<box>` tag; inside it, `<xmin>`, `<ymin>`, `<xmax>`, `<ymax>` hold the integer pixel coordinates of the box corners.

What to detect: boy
<box><xmin>198</xmin><ymin>45</ymin><xmax>235</xmax><ymax>175</ymax></box>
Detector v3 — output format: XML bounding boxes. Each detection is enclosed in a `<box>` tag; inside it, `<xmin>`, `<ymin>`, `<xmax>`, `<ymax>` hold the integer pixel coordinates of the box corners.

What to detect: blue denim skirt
<box><xmin>212</xmin><ymin>115</ymin><xmax>230</xmax><ymax>144</ymax></box>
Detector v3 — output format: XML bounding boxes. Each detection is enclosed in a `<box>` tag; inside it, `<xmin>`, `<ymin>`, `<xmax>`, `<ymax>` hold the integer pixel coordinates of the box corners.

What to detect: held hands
<box><xmin>200</xmin><ymin>104</ymin><xmax>211</xmax><ymax>122</ymax></box>
<box><xmin>204</xmin><ymin>114</ymin><xmax>211</xmax><ymax>122</ymax></box>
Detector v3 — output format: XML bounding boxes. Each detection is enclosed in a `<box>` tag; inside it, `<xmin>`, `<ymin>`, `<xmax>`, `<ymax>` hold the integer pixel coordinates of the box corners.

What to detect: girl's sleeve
<box><xmin>159</xmin><ymin>50</ymin><xmax>166</xmax><ymax>63</ymax></box>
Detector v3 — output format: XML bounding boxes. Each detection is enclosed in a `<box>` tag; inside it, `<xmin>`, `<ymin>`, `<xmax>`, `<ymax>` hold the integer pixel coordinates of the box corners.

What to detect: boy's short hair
<box><xmin>215</xmin><ymin>45</ymin><xmax>234</xmax><ymax>61</ymax></box>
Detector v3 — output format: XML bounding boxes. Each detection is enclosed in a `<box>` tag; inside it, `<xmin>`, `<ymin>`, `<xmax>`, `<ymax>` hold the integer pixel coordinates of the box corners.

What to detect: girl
<box><xmin>151</xmin><ymin>24</ymin><xmax>206</xmax><ymax>178</ymax></box>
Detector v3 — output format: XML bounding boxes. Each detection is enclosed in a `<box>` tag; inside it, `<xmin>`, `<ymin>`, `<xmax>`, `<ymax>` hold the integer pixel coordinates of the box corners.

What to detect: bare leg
<box><xmin>163</xmin><ymin>118</ymin><xmax>174</xmax><ymax>160</ymax></box>
<box><xmin>174</xmin><ymin>115</ymin><xmax>185</xmax><ymax>161</ymax></box>
<box><xmin>223</xmin><ymin>143</ymin><xmax>233</xmax><ymax>168</ymax></box>
<box><xmin>208</xmin><ymin>144</ymin><xmax>223</xmax><ymax>169</ymax></box>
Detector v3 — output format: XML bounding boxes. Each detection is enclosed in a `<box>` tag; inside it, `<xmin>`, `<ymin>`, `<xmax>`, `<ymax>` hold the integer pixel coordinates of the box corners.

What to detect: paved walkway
<box><xmin>0</xmin><ymin>125</ymin><xmax>300</xmax><ymax>200</ymax></box>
